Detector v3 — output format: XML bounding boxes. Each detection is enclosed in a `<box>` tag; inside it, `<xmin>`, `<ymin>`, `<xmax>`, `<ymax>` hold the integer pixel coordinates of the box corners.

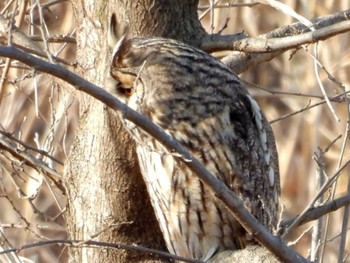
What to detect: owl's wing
<box><xmin>240</xmin><ymin>94</ymin><xmax>280</xmax><ymax>230</ymax></box>
<box><xmin>162</xmin><ymin>91</ymin><xmax>280</xmax><ymax>231</ymax></box>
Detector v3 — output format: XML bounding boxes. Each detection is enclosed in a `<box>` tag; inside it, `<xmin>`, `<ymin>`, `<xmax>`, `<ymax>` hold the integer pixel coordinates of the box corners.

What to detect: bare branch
<box><xmin>198</xmin><ymin>2</ymin><xmax>259</xmax><ymax>11</ymax></box>
<box><xmin>282</xmin><ymin>158</ymin><xmax>350</xmax><ymax>238</ymax></box>
<box><xmin>0</xmin><ymin>239</ymin><xmax>203</xmax><ymax>263</ymax></box>
<box><xmin>0</xmin><ymin>14</ymin><xmax>41</xmax><ymax>52</ymax></box>
<box><xmin>29</xmin><ymin>34</ymin><xmax>76</xmax><ymax>43</ymax></box>
<box><xmin>310</xmin><ymin>148</ymin><xmax>326</xmax><ymax>261</ymax></box>
<box><xmin>270</xmin><ymin>90</ymin><xmax>350</xmax><ymax>124</ymax></box>
<box><xmin>0</xmin><ymin>227</ymin><xmax>22</xmax><ymax>263</ymax></box>
<box><xmin>0</xmin><ymin>14</ymin><xmax>73</xmax><ymax>65</ymax></box>
<box><xmin>0</xmin><ymin>135</ymin><xmax>61</xmax><ymax>179</ymax></box>
<box><xmin>282</xmin><ymin>194</ymin><xmax>350</xmax><ymax>230</ymax></box>
<box><xmin>202</xmin><ymin>20</ymin><xmax>350</xmax><ymax>53</ymax></box>
<box><xmin>211</xmin><ymin>9</ymin><xmax>350</xmax><ymax>73</ymax></box>
<box><xmin>0</xmin><ymin>130</ymin><xmax>64</xmax><ymax>194</ymax></box>
<box><xmin>0</xmin><ymin>130</ymin><xmax>64</xmax><ymax>165</ymax></box>
<box><xmin>0</xmin><ymin>1</ymin><xmax>29</xmax><ymax>106</ymax></box>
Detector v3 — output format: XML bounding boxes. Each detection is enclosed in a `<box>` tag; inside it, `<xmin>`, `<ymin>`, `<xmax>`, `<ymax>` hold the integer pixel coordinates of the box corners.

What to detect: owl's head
<box><xmin>107</xmin><ymin>13</ymin><xmax>167</xmax><ymax>111</ymax></box>
<box><xmin>108</xmin><ymin>13</ymin><xmax>160</xmax><ymax>68</ymax></box>
<box><xmin>106</xmin><ymin>13</ymin><xmax>142</xmax><ymax>107</ymax></box>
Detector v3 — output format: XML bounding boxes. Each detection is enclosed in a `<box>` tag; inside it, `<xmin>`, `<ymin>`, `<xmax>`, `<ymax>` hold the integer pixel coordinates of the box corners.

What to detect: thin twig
<box><xmin>311</xmin><ymin>148</ymin><xmax>326</xmax><ymax>262</ymax></box>
<box><xmin>0</xmin><ymin>185</ymin><xmax>47</xmax><ymax>240</ymax></box>
<box><xmin>287</xmin><ymin>225</ymin><xmax>313</xmax><ymax>247</ymax></box>
<box><xmin>0</xmin><ymin>0</ymin><xmax>28</xmax><ymax>105</ymax></box>
<box><xmin>0</xmin><ymin>239</ymin><xmax>203</xmax><ymax>263</ymax></box>
<box><xmin>35</xmin><ymin>0</ymin><xmax>54</xmax><ymax>62</ymax></box>
<box><xmin>198</xmin><ymin>2</ymin><xmax>259</xmax><ymax>10</ymax></box>
<box><xmin>0</xmin><ymin>130</ymin><xmax>64</xmax><ymax>165</ymax></box>
<box><xmin>336</xmin><ymin>82</ymin><xmax>350</xmax><ymax>263</ymax></box>
<box><xmin>0</xmin><ymin>0</ymin><xmax>16</xmax><ymax>15</ymax></box>
<box><xmin>282</xmin><ymin>159</ymin><xmax>350</xmax><ymax>239</ymax></box>
<box><xmin>244</xmin><ymin>79</ymin><xmax>334</xmax><ymax>99</ymax></box>
<box><xmin>0</xmin><ymin>227</ymin><xmax>22</xmax><ymax>263</ymax></box>
<box><xmin>281</xmin><ymin>194</ymin><xmax>350</xmax><ymax>230</ymax></box>
<box><xmin>320</xmin><ymin>67</ymin><xmax>350</xmax><ymax>263</ymax></box>
<box><xmin>29</xmin><ymin>34</ymin><xmax>76</xmax><ymax>43</ymax></box>
<box><xmin>270</xmin><ymin>90</ymin><xmax>350</xmax><ymax>124</ymax></box>
<box><xmin>338</xmin><ymin>165</ymin><xmax>350</xmax><ymax>263</ymax></box>
<box><xmin>0</xmin><ymin>133</ymin><xmax>62</xmax><ymax>180</ymax></box>
<box><xmin>306</xmin><ymin>47</ymin><xmax>340</xmax><ymax>121</ymax></box>
<box><xmin>198</xmin><ymin>0</ymin><xmax>221</xmax><ymax>21</ymax></box>
<box><xmin>0</xmin><ymin>14</ymin><xmax>73</xmax><ymax>65</ymax></box>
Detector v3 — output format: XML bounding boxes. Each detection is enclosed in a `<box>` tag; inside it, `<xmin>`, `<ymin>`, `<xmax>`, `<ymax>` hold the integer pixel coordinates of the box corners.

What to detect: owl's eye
<box><xmin>117</xmin><ymin>86</ymin><xmax>134</xmax><ymax>97</ymax></box>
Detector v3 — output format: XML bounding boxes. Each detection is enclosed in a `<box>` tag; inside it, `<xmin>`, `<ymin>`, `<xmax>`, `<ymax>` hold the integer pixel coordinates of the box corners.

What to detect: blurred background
<box><xmin>0</xmin><ymin>0</ymin><xmax>349</xmax><ymax>262</ymax></box>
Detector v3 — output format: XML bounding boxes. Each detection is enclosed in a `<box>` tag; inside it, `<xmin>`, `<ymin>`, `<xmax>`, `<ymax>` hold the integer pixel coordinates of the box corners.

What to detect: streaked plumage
<box><xmin>107</xmin><ymin>15</ymin><xmax>280</xmax><ymax>261</ymax></box>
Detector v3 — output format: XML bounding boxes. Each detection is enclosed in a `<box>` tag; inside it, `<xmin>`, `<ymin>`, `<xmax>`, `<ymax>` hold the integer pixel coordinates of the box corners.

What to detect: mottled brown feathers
<box><xmin>107</xmin><ymin>16</ymin><xmax>280</xmax><ymax>261</ymax></box>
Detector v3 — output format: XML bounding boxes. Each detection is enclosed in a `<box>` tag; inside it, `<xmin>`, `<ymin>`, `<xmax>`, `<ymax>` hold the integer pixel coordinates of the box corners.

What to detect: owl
<box><xmin>107</xmin><ymin>15</ymin><xmax>280</xmax><ymax>261</ymax></box>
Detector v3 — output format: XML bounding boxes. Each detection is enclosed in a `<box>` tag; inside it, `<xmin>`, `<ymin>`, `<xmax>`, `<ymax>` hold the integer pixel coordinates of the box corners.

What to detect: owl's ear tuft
<box><xmin>108</xmin><ymin>13</ymin><xmax>126</xmax><ymax>47</ymax></box>
<box><xmin>108</xmin><ymin>13</ymin><xmax>158</xmax><ymax>69</ymax></box>
<box><xmin>109</xmin><ymin>13</ymin><xmax>130</xmax><ymax>66</ymax></box>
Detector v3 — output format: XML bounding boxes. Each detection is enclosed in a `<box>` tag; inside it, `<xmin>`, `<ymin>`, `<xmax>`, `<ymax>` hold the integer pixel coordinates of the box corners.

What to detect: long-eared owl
<box><xmin>106</xmin><ymin>14</ymin><xmax>280</xmax><ymax>261</ymax></box>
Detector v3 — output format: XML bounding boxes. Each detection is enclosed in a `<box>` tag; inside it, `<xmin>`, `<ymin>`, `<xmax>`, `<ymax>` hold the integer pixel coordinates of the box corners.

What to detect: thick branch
<box><xmin>210</xmin><ymin>9</ymin><xmax>350</xmax><ymax>73</ymax></box>
<box><xmin>0</xmin><ymin>46</ymin><xmax>308</xmax><ymax>263</ymax></box>
<box><xmin>202</xmin><ymin>9</ymin><xmax>350</xmax><ymax>53</ymax></box>
<box><xmin>206</xmin><ymin>20</ymin><xmax>350</xmax><ymax>53</ymax></box>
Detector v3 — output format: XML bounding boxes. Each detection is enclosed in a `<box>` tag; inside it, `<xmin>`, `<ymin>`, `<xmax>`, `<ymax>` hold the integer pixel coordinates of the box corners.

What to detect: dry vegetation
<box><xmin>0</xmin><ymin>0</ymin><xmax>350</xmax><ymax>262</ymax></box>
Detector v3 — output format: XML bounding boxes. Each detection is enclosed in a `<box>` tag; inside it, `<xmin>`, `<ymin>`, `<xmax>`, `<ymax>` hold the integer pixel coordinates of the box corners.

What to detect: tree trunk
<box><xmin>64</xmin><ymin>1</ymin><xmax>206</xmax><ymax>262</ymax></box>
<box><xmin>113</xmin><ymin>0</ymin><xmax>206</xmax><ymax>46</ymax></box>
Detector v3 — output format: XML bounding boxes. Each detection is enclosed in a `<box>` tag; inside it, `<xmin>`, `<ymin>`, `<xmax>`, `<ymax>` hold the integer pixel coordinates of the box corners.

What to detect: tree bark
<box><xmin>114</xmin><ymin>0</ymin><xmax>207</xmax><ymax>47</ymax></box>
<box><xmin>64</xmin><ymin>0</ymin><xmax>206</xmax><ymax>262</ymax></box>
